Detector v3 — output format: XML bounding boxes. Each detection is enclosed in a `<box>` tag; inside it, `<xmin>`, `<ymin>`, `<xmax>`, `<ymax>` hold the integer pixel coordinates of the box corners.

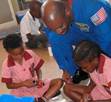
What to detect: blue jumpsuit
<box><xmin>0</xmin><ymin>94</ymin><xmax>35</xmax><ymax>102</ymax></box>
<box><xmin>44</xmin><ymin>0</ymin><xmax>111</xmax><ymax>76</ymax></box>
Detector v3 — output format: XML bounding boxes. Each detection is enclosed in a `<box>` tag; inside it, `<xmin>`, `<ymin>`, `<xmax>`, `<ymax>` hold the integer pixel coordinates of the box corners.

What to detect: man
<box><xmin>41</xmin><ymin>0</ymin><xmax>111</xmax><ymax>84</ymax></box>
<box><xmin>41</xmin><ymin>0</ymin><xmax>89</xmax><ymax>84</ymax></box>
<box><xmin>20</xmin><ymin>0</ymin><xmax>47</xmax><ymax>49</ymax></box>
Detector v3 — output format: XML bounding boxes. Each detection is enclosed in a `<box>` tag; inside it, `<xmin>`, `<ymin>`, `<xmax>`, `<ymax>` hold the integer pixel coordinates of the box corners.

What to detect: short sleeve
<box><xmin>1</xmin><ymin>61</ymin><xmax>12</xmax><ymax>84</ymax></box>
<box><xmin>103</xmin><ymin>58</ymin><xmax>111</xmax><ymax>87</ymax></box>
<box><xmin>32</xmin><ymin>51</ymin><xmax>44</xmax><ymax>71</ymax></box>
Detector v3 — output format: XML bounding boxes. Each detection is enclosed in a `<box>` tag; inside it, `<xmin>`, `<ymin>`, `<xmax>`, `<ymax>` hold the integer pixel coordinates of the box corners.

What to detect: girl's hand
<box><xmin>23</xmin><ymin>79</ymin><xmax>36</xmax><ymax>88</ymax></box>
<box><xmin>37</xmin><ymin>80</ymin><xmax>44</xmax><ymax>88</ymax></box>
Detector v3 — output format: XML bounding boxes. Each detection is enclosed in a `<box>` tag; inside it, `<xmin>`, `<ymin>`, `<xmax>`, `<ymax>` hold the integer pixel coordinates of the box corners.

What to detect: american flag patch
<box><xmin>91</xmin><ymin>7</ymin><xmax>107</xmax><ymax>26</ymax></box>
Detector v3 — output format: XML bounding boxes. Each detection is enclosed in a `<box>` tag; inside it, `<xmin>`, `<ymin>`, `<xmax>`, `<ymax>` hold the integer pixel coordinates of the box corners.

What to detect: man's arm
<box><xmin>51</xmin><ymin>44</ymin><xmax>74</xmax><ymax>82</ymax></box>
<box><xmin>51</xmin><ymin>43</ymin><xmax>77</xmax><ymax>76</ymax></box>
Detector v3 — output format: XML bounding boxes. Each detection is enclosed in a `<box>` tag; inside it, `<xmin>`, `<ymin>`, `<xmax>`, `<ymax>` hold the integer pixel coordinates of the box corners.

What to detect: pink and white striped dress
<box><xmin>90</xmin><ymin>54</ymin><xmax>111</xmax><ymax>100</ymax></box>
<box><xmin>1</xmin><ymin>50</ymin><xmax>51</xmax><ymax>98</ymax></box>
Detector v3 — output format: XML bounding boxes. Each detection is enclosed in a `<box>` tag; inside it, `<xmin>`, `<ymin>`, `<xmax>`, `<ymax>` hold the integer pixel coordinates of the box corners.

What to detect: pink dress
<box><xmin>1</xmin><ymin>50</ymin><xmax>51</xmax><ymax>98</ymax></box>
<box><xmin>90</xmin><ymin>54</ymin><xmax>111</xmax><ymax>100</ymax></box>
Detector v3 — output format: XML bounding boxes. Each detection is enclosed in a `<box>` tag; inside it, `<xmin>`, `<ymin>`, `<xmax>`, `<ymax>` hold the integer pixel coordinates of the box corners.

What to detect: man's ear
<box><xmin>65</xmin><ymin>7</ymin><xmax>71</xmax><ymax>17</ymax></box>
<box><xmin>65</xmin><ymin>7</ymin><xmax>72</xmax><ymax>22</ymax></box>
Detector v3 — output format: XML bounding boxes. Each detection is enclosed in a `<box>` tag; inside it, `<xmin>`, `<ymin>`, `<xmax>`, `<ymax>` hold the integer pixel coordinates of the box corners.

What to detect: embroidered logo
<box><xmin>91</xmin><ymin>7</ymin><xmax>107</xmax><ymax>26</ymax></box>
<box><xmin>75</xmin><ymin>22</ymin><xmax>89</xmax><ymax>32</ymax></box>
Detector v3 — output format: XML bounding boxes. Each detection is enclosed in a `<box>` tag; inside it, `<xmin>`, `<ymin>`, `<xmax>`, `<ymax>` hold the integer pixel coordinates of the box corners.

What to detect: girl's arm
<box><xmin>6</xmin><ymin>79</ymin><xmax>35</xmax><ymax>89</ymax></box>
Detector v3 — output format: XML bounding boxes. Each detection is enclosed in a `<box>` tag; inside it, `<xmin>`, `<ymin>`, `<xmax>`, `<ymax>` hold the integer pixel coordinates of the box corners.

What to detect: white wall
<box><xmin>0</xmin><ymin>0</ymin><xmax>17</xmax><ymax>30</ymax></box>
<box><xmin>11</xmin><ymin>0</ymin><xmax>20</xmax><ymax>13</ymax></box>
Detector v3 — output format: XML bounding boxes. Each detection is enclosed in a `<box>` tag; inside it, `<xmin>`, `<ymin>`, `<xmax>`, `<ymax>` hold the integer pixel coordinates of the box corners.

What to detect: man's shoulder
<box><xmin>86</xmin><ymin>0</ymin><xmax>110</xmax><ymax>14</ymax></box>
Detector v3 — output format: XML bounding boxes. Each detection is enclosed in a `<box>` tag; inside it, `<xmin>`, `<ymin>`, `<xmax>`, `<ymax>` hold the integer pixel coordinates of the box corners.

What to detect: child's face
<box><xmin>33</xmin><ymin>9</ymin><xmax>41</xmax><ymax>18</ymax></box>
<box><xmin>8</xmin><ymin>46</ymin><xmax>24</xmax><ymax>61</ymax></box>
<box><xmin>32</xmin><ymin>5</ymin><xmax>41</xmax><ymax>18</ymax></box>
<box><xmin>78</xmin><ymin>58</ymin><xmax>99</xmax><ymax>73</ymax></box>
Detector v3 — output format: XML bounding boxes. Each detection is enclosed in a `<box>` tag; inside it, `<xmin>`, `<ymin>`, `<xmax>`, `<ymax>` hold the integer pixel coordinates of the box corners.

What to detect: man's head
<box><xmin>3</xmin><ymin>34</ymin><xmax>24</xmax><ymax>61</ymax></box>
<box><xmin>41</xmin><ymin>0</ymin><xmax>72</xmax><ymax>34</ymax></box>
<box><xmin>30</xmin><ymin>0</ymin><xmax>42</xmax><ymax>18</ymax></box>
<box><xmin>74</xmin><ymin>41</ymin><xmax>101</xmax><ymax>73</ymax></box>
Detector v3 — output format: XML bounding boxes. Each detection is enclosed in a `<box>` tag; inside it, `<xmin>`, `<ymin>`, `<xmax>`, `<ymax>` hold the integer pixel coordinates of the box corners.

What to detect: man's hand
<box><xmin>62</xmin><ymin>71</ymin><xmax>72</xmax><ymax>84</ymax></box>
<box><xmin>80</xmin><ymin>93</ymin><xmax>91</xmax><ymax>102</ymax></box>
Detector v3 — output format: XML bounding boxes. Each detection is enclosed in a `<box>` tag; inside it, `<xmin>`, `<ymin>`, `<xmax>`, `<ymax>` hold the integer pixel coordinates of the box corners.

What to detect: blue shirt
<box><xmin>0</xmin><ymin>94</ymin><xmax>35</xmax><ymax>102</ymax></box>
<box><xmin>44</xmin><ymin>0</ymin><xmax>111</xmax><ymax>76</ymax></box>
<box><xmin>44</xmin><ymin>23</ymin><xmax>87</xmax><ymax>75</ymax></box>
<box><xmin>72</xmin><ymin>0</ymin><xmax>111</xmax><ymax>56</ymax></box>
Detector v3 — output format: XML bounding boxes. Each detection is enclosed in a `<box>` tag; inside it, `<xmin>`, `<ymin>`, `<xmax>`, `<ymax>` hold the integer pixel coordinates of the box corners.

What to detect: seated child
<box><xmin>0</xmin><ymin>94</ymin><xmax>36</xmax><ymax>102</ymax></box>
<box><xmin>1</xmin><ymin>34</ymin><xmax>63</xmax><ymax>102</ymax></box>
<box><xmin>20</xmin><ymin>0</ymin><xmax>47</xmax><ymax>49</ymax></box>
<box><xmin>63</xmin><ymin>40</ymin><xmax>111</xmax><ymax>102</ymax></box>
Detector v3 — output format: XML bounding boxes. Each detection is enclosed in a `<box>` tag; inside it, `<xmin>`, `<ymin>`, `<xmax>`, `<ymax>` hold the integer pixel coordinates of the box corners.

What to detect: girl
<box><xmin>64</xmin><ymin>40</ymin><xmax>111</xmax><ymax>102</ymax></box>
<box><xmin>1</xmin><ymin>34</ymin><xmax>63</xmax><ymax>102</ymax></box>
